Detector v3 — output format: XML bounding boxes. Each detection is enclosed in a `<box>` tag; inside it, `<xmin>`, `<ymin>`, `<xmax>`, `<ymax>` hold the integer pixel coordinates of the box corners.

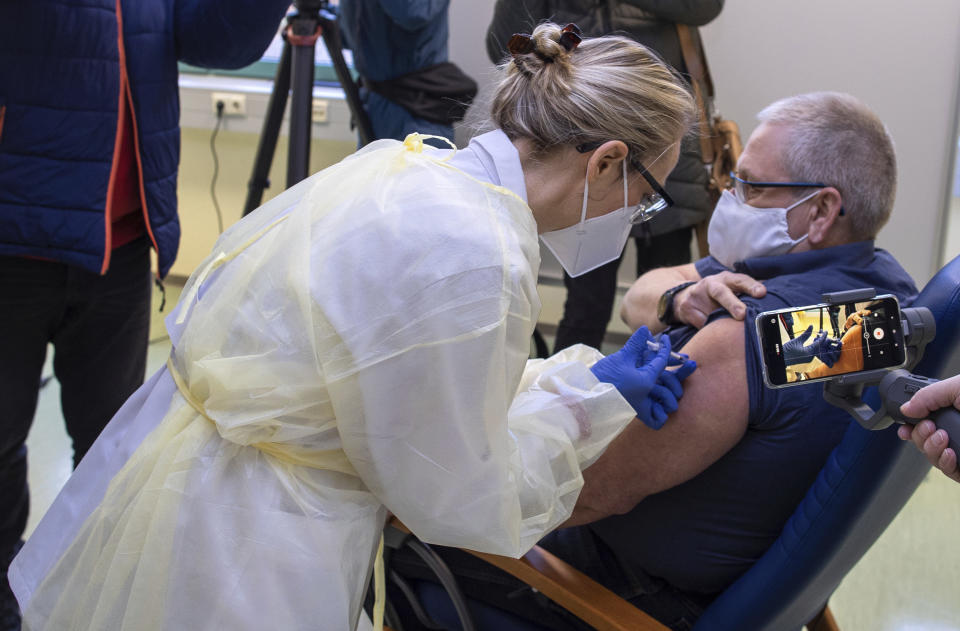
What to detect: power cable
<box><xmin>210</xmin><ymin>100</ymin><xmax>225</xmax><ymax>234</ymax></box>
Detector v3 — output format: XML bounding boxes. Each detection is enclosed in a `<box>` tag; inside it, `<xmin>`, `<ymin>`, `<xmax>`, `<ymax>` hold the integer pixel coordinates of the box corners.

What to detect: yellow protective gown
<box><xmin>18</xmin><ymin>134</ymin><xmax>636</xmax><ymax>630</ymax></box>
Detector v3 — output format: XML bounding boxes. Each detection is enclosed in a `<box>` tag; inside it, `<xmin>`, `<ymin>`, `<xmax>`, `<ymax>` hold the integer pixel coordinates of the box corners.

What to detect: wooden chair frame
<box><xmin>388</xmin><ymin>520</ymin><xmax>839</xmax><ymax>631</ymax></box>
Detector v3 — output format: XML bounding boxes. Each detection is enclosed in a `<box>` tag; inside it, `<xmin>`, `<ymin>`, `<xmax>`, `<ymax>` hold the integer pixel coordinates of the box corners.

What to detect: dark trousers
<box><xmin>387</xmin><ymin>526</ymin><xmax>714</xmax><ymax>631</ymax></box>
<box><xmin>554</xmin><ymin>227</ymin><xmax>694</xmax><ymax>353</ymax></box>
<box><xmin>0</xmin><ymin>238</ymin><xmax>152</xmax><ymax>565</ymax></box>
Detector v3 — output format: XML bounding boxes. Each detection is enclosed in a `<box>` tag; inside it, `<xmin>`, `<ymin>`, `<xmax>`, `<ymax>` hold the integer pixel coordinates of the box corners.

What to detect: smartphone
<box><xmin>756</xmin><ymin>294</ymin><xmax>906</xmax><ymax>388</ymax></box>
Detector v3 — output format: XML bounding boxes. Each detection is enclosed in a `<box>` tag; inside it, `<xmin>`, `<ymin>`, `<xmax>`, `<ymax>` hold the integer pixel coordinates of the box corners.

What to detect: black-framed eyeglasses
<box><xmin>729</xmin><ymin>171</ymin><xmax>845</xmax><ymax>215</ymax></box>
<box><xmin>576</xmin><ymin>141</ymin><xmax>674</xmax><ymax>224</ymax></box>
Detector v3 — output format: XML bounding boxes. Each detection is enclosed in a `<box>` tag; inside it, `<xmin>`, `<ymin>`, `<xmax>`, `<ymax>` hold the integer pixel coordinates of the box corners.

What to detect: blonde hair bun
<box><xmin>492</xmin><ymin>21</ymin><xmax>695</xmax><ymax>165</ymax></box>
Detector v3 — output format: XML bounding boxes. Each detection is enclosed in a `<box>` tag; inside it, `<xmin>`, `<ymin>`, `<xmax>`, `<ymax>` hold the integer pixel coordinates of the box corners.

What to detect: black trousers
<box><xmin>387</xmin><ymin>526</ymin><xmax>715</xmax><ymax>631</ymax></box>
<box><xmin>0</xmin><ymin>238</ymin><xmax>152</xmax><ymax>565</ymax></box>
<box><xmin>553</xmin><ymin>227</ymin><xmax>694</xmax><ymax>353</ymax></box>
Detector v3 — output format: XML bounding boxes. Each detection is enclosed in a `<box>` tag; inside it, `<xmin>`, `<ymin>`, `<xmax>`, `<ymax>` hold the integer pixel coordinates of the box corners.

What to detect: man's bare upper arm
<box><xmin>572</xmin><ymin>317</ymin><xmax>750</xmax><ymax>523</ymax></box>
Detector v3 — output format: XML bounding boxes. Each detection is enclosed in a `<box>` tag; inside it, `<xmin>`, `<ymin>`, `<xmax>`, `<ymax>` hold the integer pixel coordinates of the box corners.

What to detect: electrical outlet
<box><xmin>312</xmin><ymin>99</ymin><xmax>329</xmax><ymax>123</ymax></box>
<box><xmin>211</xmin><ymin>92</ymin><xmax>246</xmax><ymax>116</ymax></box>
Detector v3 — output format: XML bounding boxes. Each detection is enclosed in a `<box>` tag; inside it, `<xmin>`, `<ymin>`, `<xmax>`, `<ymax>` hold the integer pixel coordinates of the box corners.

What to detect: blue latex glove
<box><xmin>783</xmin><ymin>325</ymin><xmax>816</xmax><ymax>365</ymax></box>
<box><xmin>590</xmin><ymin>327</ymin><xmax>678</xmax><ymax>429</ymax></box>
<box><xmin>783</xmin><ymin>325</ymin><xmax>843</xmax><ymax>367</ymax></box>
<box><xmin>645</xmin><ymin>338</ymin><xmax>697</xmax><ymax>428</ymax></box>
<box><xmin>655</xmin><ymin>354</ymin><xmax>698</xmax><ymax>416</ymax></box>
<box><xmin>811</xmin><ymin>329</ymin><xmax>843</xmax><ymax>367</ymax></box>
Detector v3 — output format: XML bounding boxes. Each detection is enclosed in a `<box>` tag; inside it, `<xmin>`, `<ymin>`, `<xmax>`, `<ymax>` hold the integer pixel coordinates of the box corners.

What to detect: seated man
<box><xmin>387</xmin><ymin>92</ymin><xmax>918</xmax><ymax>631</ymax></box>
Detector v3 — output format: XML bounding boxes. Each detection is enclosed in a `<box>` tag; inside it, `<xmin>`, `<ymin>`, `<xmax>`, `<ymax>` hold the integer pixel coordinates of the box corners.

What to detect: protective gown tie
<box><xmin>165</xmin><ymin>357</ymin><xmax>385</xmax><ymax>629</ymax></box>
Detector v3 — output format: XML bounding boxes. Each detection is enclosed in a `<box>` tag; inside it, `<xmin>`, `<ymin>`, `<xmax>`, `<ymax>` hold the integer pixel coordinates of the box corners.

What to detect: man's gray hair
<box><xmin>757</xmin><ymin>92</ymin><xmax>897</xmax><ymax>239</ymax></box>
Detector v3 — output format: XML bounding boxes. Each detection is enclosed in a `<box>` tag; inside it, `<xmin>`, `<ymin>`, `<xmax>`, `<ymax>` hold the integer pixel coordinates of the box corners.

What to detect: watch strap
<box><xmin>658</xmin><ymin>281</ymin><xmax>697</xmax><ymax>325</ymax></box>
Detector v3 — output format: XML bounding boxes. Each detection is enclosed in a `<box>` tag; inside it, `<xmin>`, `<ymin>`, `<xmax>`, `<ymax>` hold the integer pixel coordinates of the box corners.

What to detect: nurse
<box><xmin>10</xmin><ymin>22</ymin><xmax>696</xmax><ymax>631</ymax></box>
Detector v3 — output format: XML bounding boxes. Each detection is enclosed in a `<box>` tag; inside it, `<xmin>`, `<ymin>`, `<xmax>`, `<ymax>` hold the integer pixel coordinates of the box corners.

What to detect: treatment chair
<box><xmin>393</xmin><ymin>253</ymin><xmax>960</xmax><ymax>631</ymax></box>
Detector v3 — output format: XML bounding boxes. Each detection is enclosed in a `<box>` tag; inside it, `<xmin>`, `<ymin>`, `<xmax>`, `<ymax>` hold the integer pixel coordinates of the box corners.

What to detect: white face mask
<box><xmin>540</xmin><ymin>160</ymin><xmax>632</xmax><ymax>278</ymax></box>
<box><xmin>707</xmin><ymin>188</ymin><xmax>819</xmax><ymax>268</ymax></box>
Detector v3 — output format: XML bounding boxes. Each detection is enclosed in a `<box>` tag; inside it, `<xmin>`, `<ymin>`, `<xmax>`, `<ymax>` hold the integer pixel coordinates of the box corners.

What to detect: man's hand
<box><xmin>898</xmin><ymin>375</ymin><xmax>960</xmax><ymax>483</ymax></box>
<box><xmin>844</xmin><ymin>309</ymin><xmax>872</xmax><ymax>331</ymax></box>
<box><xmin>672</xmin><ymin>271</ymin><xmax>766</xmax><ymax>329</ymax></box>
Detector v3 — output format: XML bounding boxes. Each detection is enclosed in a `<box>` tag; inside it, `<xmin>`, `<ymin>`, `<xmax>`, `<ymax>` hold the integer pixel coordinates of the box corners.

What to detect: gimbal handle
<box><xmin>877</xmin><ymin>370</ymin><xmax>960</xmax><ymax>457</ymax></box>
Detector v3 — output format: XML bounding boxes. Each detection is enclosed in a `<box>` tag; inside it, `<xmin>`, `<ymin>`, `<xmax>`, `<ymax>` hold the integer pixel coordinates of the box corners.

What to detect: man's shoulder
<box><xmin>748</xmin><ymin>246</ymin><xmax>916</xmax><ymax>313</ymax></box>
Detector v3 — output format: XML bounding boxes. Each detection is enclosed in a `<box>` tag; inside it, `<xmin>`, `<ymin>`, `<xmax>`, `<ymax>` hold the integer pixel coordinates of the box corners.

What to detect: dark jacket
<box><xmin>0</xmin><ymin>0</ymin><xmax>290</xmax><ymax>277</ymax></box>
<box><xmin>338</xmin><ymin>0</ymin><xmax>456</xmax><ymax>142</ymax></box>
<box><xmin>486</xmin><ymin>0</ymin><xmax>724</xmax><ymax>235</ymax></box>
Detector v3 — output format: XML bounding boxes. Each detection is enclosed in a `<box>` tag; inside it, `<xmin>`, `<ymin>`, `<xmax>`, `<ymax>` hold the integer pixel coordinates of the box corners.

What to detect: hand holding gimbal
<box><xmin>878</xmin><ymin>371</ymin><xmax>960</xmax><ymax>458</ymax></box>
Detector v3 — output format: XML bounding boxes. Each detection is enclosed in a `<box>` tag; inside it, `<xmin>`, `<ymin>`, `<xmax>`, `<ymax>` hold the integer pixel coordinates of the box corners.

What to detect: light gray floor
<box><xmin>22</xmin><ymin>280</ymin><xmax>960</xmax><ymax>630</ymax></box>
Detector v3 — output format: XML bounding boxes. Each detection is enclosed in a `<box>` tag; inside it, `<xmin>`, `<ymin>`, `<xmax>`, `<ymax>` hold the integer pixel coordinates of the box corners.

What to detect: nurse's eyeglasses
<box><xmin>575</xmin><ymin>141</ymin><xmax>674</xmax><ymax>224</ymax></box>
<box><xmin>729</xmin><ymin>172</ymin><xmax>844</xmax><ymax>215</ymax></box>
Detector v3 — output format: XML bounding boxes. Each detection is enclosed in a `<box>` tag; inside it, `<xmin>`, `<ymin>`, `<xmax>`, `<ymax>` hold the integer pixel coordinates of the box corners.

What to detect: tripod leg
<box><xmin>243</xmin><ymin>41</ymin><xmax>293</xmax><ymax>217</ymax></box>
<box><xmin>319</xmin><ymin>16</ymin><xmax>375</xmax><ymax>146</ymax></box>
<box><xmin>287</xmin><ymin>32</ymin><xmax>316</xmax><ymax>188</ymax></box>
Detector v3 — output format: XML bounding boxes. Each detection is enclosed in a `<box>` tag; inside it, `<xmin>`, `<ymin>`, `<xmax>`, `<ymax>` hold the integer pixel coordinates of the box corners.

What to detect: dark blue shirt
<box><xmin>585</xmin><ymin>241</ymin><xmax>917</xmax><ymax>595</ymax></box>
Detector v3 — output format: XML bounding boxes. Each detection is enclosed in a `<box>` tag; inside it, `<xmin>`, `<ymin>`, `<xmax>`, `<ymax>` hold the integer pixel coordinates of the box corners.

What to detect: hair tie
<box><xmin>558</xmin><ymin>23</ymin><xmax>582</xmax><ymax>52</ymax></box>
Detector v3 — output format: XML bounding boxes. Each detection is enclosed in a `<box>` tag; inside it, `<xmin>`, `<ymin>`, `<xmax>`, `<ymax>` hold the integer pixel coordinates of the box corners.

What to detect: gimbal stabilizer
<box><xmin>820</xmin><ymin>288</ymin><xmax>960</xmax><ymax>454</ymax></box>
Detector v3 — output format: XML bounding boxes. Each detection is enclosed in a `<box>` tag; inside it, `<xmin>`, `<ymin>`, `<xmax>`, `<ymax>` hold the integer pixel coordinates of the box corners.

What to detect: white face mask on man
<box><xmin>540</xmin><ymin>160</ymin><xmax>633</xmax><ymax>278</ymax></box>
<box><xmin>707</xmin><ymin>188</ymin><xmax>820</xmax><ymax>268</ymax></box>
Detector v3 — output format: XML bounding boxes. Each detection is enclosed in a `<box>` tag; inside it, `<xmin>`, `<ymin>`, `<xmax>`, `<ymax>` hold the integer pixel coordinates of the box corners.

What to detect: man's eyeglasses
<box><xmin>576</xmin><ymin>141</ymin><xmax>674</xmax><ymax>224</ymax></box>
<box><xmin>729</xmin><ymin>172</ymin><xmax>844</xmax><ymax>215</ymax></box>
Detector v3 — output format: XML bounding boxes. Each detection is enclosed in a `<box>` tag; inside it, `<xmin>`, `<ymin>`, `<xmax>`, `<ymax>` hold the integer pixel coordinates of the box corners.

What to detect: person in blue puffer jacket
<box><xmin>337</xmin><ymin>0</ymin><xmax>459</xmax><ymax>144</ymax></box>
<box><xmin>0</xmin><ymin>2</ymin><xmax>289</xmax><ymax>629</ymax></box>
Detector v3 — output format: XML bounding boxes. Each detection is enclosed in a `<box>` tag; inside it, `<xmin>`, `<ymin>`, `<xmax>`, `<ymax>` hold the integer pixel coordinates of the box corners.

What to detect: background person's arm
<box><xmin>174</xmin><ymin>0</ymin><xmax>291</xmax><ymax>69</ymax></box>
<box><xmin>377</xmin><ymin>0</ymin><xmax>451</xmax><ymax>31</ymax></box>
<box><xmin>566</xmin><ymin>317</ymin><xmax>749</xmax><ymax>526</ymax></box>
<box><xmin>621</xmin><ymin>0</ymin><xmax>725</xmax><ymax>26</ymax></box>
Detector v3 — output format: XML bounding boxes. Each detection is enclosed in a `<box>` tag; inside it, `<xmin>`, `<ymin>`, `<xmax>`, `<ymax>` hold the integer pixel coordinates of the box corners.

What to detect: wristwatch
<box><xmin>657</xmin><ymin>281</ymin><xmax>697</xmax><ymax>325</ymax></box>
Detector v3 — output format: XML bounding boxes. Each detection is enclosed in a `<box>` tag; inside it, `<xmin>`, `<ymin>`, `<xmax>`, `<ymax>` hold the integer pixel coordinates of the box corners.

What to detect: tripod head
<box><xmin>286</xmin><ymin>0</ymin><xmax>337</xmax><ymax>36</ymax></box>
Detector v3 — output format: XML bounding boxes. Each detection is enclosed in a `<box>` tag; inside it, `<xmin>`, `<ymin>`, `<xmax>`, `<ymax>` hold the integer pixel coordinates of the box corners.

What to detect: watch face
<box><xmin>657</xmin><ymin>291</ymin><xmax>671</xmax><ymax>322</ymax></box>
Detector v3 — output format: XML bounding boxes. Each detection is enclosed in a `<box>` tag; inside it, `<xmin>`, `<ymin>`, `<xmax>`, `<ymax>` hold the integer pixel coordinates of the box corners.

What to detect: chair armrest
<box><xmin>389</xmin><ymin>518</ymin><xmax>669</xmax><ymax>631</ymax></box>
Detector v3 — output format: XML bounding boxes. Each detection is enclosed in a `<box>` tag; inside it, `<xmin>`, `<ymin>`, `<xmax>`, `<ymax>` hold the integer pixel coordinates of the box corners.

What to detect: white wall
<box><xmin>448</xmin><ymin>0</ymin><xmax>960</xmax><ymax>285</ymax></box>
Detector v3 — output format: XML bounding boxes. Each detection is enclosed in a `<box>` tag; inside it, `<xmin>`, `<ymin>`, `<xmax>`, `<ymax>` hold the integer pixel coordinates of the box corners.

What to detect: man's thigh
<box><xmin>387</xmin><ymin>526</ymin><xmax>713</xmax><ymax>631</ymax></box>
<box><xmin>387</xmin><ymin>542</ymin><xmax>589</xmax><ymax>631</ymax></box>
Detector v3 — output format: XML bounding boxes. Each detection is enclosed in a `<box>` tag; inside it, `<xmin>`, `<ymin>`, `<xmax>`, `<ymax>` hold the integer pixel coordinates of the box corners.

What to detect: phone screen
<box><xmin>756</xmin><ymin>295</ymin><xmax>906</xmax><ymax>387</ymax></box>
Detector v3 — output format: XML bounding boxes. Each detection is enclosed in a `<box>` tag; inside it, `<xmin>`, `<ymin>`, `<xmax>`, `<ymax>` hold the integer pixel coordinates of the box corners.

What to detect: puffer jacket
<box><xmin>486</xmin><ymin>0</ymin><xmax>725</xmax><ymax>236</ymax></box>
<box><xmin>0</xmin><ymin>0</ymin><xmax>290</xmax><ymax>277</ymax></box>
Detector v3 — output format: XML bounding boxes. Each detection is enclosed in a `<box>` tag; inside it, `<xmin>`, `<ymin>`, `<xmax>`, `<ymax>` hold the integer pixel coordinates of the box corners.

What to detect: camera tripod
<box><xmin>243</xmin><ymin>0</ymin><xmax>375</xmax><ymax>217</ymax></box>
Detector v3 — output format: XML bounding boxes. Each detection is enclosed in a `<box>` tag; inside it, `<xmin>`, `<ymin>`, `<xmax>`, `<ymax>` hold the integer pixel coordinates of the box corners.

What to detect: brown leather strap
<box><xmin>676</xmin><ymin>24</ymin><xmax>715</xmax><ymax>164</ymax></box>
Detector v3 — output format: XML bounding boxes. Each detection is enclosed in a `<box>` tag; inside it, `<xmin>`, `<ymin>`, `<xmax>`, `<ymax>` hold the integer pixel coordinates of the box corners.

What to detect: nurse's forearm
<box><xmin>620</xmin><ymin>263</ymin><xmax>700</xmax><ymax>333</ymax></box>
